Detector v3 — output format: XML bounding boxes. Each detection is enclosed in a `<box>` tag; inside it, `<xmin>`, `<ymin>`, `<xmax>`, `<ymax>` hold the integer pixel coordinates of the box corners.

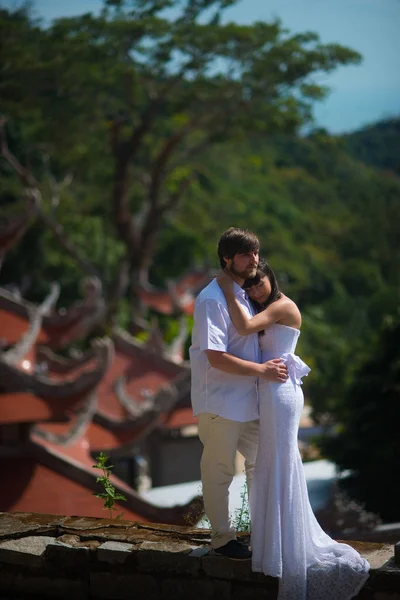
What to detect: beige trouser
<box><xmin>198</xmin><ymin>412</ymin><xmax>259</xmax><ymax>549</ymax></box>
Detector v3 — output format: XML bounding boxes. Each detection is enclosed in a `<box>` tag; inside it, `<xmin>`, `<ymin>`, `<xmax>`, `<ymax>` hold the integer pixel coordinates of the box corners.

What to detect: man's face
<box><xmin>224</xmin><ymin>251</ymin><xmax>259</xmax><ymax>280</ymax></box>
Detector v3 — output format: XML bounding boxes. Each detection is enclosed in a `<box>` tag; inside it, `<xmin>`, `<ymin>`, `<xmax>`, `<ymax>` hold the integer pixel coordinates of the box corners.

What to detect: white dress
<box><xmin>250</xmin><ymin>324</ymin><xmax>370</xmax><ymax>600</ymax></box>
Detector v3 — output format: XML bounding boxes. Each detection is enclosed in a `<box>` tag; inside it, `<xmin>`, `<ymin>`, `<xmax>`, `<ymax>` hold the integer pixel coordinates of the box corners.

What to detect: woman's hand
<box><xmin>216</xmin><ymin>269</ymin><xmax>234</xmax><ymax>291</ymax></box>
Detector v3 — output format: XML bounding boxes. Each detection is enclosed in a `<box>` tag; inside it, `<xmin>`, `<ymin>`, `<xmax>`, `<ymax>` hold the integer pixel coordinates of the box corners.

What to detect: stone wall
<box><xmin>0</xmin><ymin>512</ymin><xmax>399</xmax><ymax>600</ymax></box>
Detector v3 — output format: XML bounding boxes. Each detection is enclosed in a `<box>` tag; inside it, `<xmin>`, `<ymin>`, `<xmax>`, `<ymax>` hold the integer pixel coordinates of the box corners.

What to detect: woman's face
<box><xmin>246</xmin><ymin>276</ymin><xmax>271</xmax><ymax>305</ymax></box>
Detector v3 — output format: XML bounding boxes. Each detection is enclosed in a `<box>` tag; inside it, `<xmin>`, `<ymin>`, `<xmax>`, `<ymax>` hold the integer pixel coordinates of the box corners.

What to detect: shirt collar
<box><xmin>233</xmin><ymin>282</ymin><xmax>246</xmax><ymax>298</ymax></box>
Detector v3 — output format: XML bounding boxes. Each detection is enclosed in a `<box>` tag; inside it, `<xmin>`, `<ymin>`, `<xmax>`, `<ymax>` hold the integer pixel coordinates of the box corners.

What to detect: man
<box><xmin>189</xmin><ymin>227</ymin><xmax>288</xmax><ymax>560</ymax></box>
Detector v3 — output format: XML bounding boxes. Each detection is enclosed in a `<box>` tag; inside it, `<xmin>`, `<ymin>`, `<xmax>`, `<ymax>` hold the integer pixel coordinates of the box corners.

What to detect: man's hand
<box><xmin>259</xmin><ymin>358</ymin><xmax>288</xmax><ymax>382</ymax></box>
<box><xmin>205</xmin><ymin>351</ymin><xmax>289</xmax><ymax>380</ymax></box>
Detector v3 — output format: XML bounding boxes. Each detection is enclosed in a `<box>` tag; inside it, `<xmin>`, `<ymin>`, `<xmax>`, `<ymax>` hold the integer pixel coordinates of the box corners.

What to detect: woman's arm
<box><xmin>216</xmin><ymin>271</ymin><xmax>289</xmax><ymax>335</ymax></box>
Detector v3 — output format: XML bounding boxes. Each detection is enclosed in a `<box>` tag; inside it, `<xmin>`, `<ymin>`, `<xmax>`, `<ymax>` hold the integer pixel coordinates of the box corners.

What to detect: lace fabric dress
<box><xmin>250</xmin><ymin>324</ymin><xmax>370</xmax><ymax>600</ymax></box>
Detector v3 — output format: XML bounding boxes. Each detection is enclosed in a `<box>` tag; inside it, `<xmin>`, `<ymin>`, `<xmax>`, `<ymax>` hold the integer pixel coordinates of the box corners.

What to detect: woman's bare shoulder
<box><xmin>276</xmin><ymin>295</ymin><xmax>302</xmax><ymax>327</ymax></box>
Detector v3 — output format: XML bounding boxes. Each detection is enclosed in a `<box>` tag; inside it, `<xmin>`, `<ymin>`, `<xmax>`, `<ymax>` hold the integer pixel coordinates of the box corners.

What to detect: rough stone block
<box><xmin>140</xmin><ymin>541</ymin><xmax>195</xmax><ymax>553</ymax></box>
<box><xmin>231</xmin><ymin>581</ymin><xmax>279</xmax><ymax>600</ymax></box>
<box><xmin>189</xmin><ymin>546</ymin><xmax>211</xmax><ymax>558</ymax></box>
<box><xmin>162</xmin><ymin>577</ymin><xmax>231</xmax><ymax>600</ymax></box>
<box><xmin>366</xmin><ymin>544</ymin><xmax>395</xmax><ymax>570</ymax></box>
<box><xmin>56</xmin><ymin>534</ymin><xmax>81</xmax><ymax>546</ymax></box>
<box><xmin>63</xmin><ymin>516</ymin><xmax>111</xmax><ymax>530</ymax></box>
<box><xmin>355</xmin><ymin>589</ymin><xmax>374</xmax><ymax>600</ymax></box>
<box><xmin>45</xmin><ymin>539</ymin><xmax>90</xmax><ymax>573</ymax></box>
<box><xmin>137</xmin><ymin>540</ymin><xmax>201</xmax><ymax>576</ymax></box>
<box><xmin>0</xmin><ymin>566</ymin><xmax>16</xmax><ymax>593</ymax></box>
<box><xmin>366</xmin><ymin>558</ymin><xmax>400</xmax><ymax>593</ymax></box>
<box><xmin>0</xmin><ymin>513</ymin><xmax>41</xmax><ymax>541</ymax></box>
<box><xmin>13</xmin><ymin>573</ymin><xmax>88</xmax><ymax>599</ymax></box>
<box><xmin>394</xmin><ymin>542</ymin><xmax>400</xmax><ymax>566</ymax></box>
<box><xmin>54</xmin><ymin>534</ymin><xmax>100</xmax><ymax>550</ymax></box>
<box><xmin>201</xmin><ymin>554</ymin><xmax>236</xmax><ymax>579</ymax></box>
<box><xmin>372</xmin><ymin>593</ymin><xmax>400</xmax><ymax>600</ymax></box>
<box><xmin>90</xmin><ymin>571</ymin><xmax>160</xmax><ymax>600</ymax></box>
<box><xmin>0</xmin><ymin>535</ymin><xmax>55</xmax><ymax>568</ymax></box>
<box><xmin>201</xmin><ymin>554</ymin><xmax>267</xmax><ymax>583</ymax></box>
<box><xmin>97</xmin><ymin>541</ymin><xmax>134</xmax><ymax>564</ymax></box>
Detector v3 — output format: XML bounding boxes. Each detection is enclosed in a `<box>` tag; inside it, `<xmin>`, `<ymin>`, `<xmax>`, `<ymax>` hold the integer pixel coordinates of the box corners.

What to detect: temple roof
<box><xmin>91</xmin><ymin>330</ymin><xmax>189</xmax><ymax>427</ymax></box>
<box><xmin>0</xmin><ymin>339</ymin><xmax>113</xmax><ymax>422</ymax></box>
<box><xmin>28</xmin><ymin>408</ymin><xmax>202</xmax><ymax>525</ymax></box>
<box><xmin>162</xmin><ymin>406</ymin><xmax>198</xmax><ymax>431</ymax></box>
<box><xmin>0</xmin><ymin>276</ymin><xmax>105</xmax><ymax>351</ymax></box>
<box><xmin>0</xmin><ymin>257</ymin><xmax>203</xmax><ymax>525</ymax></box>
<box><xmin>137</xmin><ymin>268</ymin><xmax>212</xmax><ymax>316</ymax></box>
<box><xmin>1</xmin><ymin>458</ymin><xmax>147</xmax><ymax>522</ymax></box>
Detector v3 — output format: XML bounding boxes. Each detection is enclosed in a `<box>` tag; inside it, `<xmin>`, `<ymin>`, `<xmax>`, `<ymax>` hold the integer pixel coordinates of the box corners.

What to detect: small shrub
<box><xmin>92</xmin><ymin>452</ymin><xmax>127</xmax><ymax>519</ymax></box>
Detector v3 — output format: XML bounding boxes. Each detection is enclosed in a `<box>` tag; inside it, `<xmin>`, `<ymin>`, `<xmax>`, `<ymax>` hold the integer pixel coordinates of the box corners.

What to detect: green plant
<box><xmin>92</xmin><ymin>452</ymin><xmax>127</xmax><ymax>519</ymax></box>
<box><xmin>191</xmin><ymin>482</ymin><xmax>251</xmax><ymax>533</ymax></box>
<box><xmin>232</xmin><ymin>482</ymin><xmax>251</xmax><ymax>533</ymax></box>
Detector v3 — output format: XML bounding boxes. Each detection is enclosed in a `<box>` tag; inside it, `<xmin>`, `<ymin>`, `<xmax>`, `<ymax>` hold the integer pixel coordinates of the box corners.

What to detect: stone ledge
<box><xmin>97</xmin><ymin>541</ymin><xmax>134</xmax><ymax>564</ymax></box>
<box><xmin>0</xmin><ymin>512</ymin><xmax>399</xmax><ymax>600</ymax></box>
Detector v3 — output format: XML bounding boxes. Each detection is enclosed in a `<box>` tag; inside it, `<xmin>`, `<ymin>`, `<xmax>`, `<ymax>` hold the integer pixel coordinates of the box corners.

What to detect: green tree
<box><xmin>165</xmin><ymin>130</ymin><xmax>400</xmax><ymax>420</ymax></box>
<box><xmin>3</xmin><ymin>4</ymin><xmax>399</xmax><ymax>454</ymax></box>
<box><xmin>0</xmin><ymin>0</ymin><xmax>361</xmax><ymax>324</ymax></box>
<box><xmin>343</xmin><ymin>117</ymin><xmax>400</xmax><ymax>175</ymax></box>
<box><xmin>320</xmin><ymin>316</ymin><xmax>400</xmax><ymax>521</ymax></box>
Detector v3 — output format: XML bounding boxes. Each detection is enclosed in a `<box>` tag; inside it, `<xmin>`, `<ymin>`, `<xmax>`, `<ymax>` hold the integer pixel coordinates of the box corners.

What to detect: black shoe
<box><xmin>214</xmin><ymin>539</ymin><xmax>252</xmax><ymax>560</ymax></box>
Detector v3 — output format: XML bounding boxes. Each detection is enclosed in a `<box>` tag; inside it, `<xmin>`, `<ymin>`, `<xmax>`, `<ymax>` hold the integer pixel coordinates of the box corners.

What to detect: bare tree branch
<box><xmin>148</xmin><ymin>108</ymin><xmax>228</xmax><ymax>212</ymax></box>
<box><xmin>148</xmin><ymin>118</ymin><xmax>197</xmax><ymax>209</ymax></box>
<box><xmin>111</xmin><ymin>67</ymin><xmax>193</xmax><ymax>253</ymax></box>
<box><xmin>37</xmin><ymin>208</ymin><xmax>102</xmax><ymax>278</ymax></box>
<box><xmin>161</xmin><ymin>171</ymin><xmax>198</xmax><ymax>214</ymax></box>
<box><xmin>0</xmin><ymin>117</ymin><xmax>38</xmax><ymax>187</ymax></box>
<box><xmin>0</xmin><ymin>117</ymin><xmax>102</xmax><ymax>280</ymax></box>
<box><xmin>127</xmin><ymin>73</ymin><xmax>184</xmax><ymax>157</ymax></box>
<box><xmin>173</xmin><ymin>124</ymin><xmax>229</xmax><ymax>169</ymax></box>
<box><xmin>132</xmin><ymin>110</ymin><xmax>229</xmax><ymax>282</ymax></box>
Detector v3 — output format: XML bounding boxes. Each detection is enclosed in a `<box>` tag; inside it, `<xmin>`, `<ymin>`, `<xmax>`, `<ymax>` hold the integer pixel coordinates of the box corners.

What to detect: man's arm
<box><xmin>206</xmin><ymin>350</ymin><xmax>288</xmax><ymax>383</ymax></box>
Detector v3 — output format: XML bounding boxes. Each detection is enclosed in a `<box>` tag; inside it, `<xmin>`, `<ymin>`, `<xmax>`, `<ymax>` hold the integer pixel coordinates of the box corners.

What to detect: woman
<box><xmin>217</xmin><ymin>259</ymin><xmax>370</xmax><ymax>600</ymax></box>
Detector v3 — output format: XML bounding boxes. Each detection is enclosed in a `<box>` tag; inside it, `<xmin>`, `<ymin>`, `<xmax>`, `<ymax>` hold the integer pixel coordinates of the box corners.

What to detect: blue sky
<box><xmin>4</xmin><ymin>0</ymin><xmax>400</xmax><ymax>133</ymax></box>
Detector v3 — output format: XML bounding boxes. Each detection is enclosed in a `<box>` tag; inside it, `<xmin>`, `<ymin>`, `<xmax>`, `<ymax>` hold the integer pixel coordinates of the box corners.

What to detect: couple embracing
<box><xmin>189</xmin><ymin>227</ymin><xmax>370</xmax><ymax>600</ymax></box>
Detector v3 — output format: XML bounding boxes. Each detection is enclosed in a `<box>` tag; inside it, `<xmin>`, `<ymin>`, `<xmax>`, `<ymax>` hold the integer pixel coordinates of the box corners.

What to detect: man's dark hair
<box><xmin>217</xmin><ymin>227</ymin><xmax>260</xmax><ymax>269</ymax></box>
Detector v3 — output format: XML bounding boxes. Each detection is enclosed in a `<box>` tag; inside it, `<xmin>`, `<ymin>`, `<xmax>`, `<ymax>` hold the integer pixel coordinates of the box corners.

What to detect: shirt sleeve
<box><xmin>196</xmin><ymin>298</ymin><xmax>230</xmax><ymax>352</ymax></box>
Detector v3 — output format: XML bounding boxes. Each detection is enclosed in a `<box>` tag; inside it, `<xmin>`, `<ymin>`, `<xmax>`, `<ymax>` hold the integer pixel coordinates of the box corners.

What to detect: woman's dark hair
<box><xmin>243</xmin><ymin>259</ymin><xmax>282</xmax><ymax>311</ymax></box>
<box><xmin>217</xmin><ymin>227</ymin><xmax>260</xmax><ymax>269</ymax></box>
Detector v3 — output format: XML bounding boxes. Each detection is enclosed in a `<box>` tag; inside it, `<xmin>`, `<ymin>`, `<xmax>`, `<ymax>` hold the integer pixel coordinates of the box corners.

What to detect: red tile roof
<box><xmin>137</xmin><ymin>269</ymin><xmax>212</xmax><ymax>316</ymax></box>
<box><xmin>94</xmin><ymin>332</ymin><xmax>186</xmax><ymax>426</ymax></box>
<box><xmin>0</xmin><ymin>391</ymin><xmax>85</xmax><ymax>424</ymax></box>
<box><xmin>1</xmin><ymin>458</ymin><xmax>146</xmax><ymax>521</ymax></box>
<box><xmin>0</xmin><ymin>266</ymin><xmax>205</xmax><ymax>524</ymax></box>
<box><xmin>163</xmin><ymin>407</ymin><xmax>198</xmax><ymax>430</ymax></box>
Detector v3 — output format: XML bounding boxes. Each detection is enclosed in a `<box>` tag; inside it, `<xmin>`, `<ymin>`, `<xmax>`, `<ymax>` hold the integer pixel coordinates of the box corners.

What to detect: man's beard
<box><xmin>229</xmin><ymin>262</ymin><xmax>257</xmax><ymax>280</ymax></box>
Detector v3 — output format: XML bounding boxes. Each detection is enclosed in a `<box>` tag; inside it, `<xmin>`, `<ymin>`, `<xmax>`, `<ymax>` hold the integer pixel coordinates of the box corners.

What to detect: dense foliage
<box><xmin>1</xmin><ymin>1</ymin><xmax>399</xmax><ymax>519</ymax></box>
<box><xmin>0</xmin><ymin>0</ymin><xmax>360</xmax><ymax>309</ymax></box>
<box><xmin>320</xmin><ymin>317</ymin><xmax>400</xmax><ymax>521</ymax></box>
<box><xmin>343</xmin><ymin>118</ymin><xmax>400</xmax><ymax>176</ymax></box>
<box><xmin>154</xmin><ymin>126</ymin><xmax>400</xmax><ymax>424</ymax></box>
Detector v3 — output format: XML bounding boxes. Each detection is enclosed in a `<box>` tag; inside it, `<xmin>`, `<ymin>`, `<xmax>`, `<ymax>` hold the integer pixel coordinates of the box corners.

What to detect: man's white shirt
<box><xmin>189</xmin><ymin>278</ymin><xmax>260</xmax><ymax>422</ymax></box>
